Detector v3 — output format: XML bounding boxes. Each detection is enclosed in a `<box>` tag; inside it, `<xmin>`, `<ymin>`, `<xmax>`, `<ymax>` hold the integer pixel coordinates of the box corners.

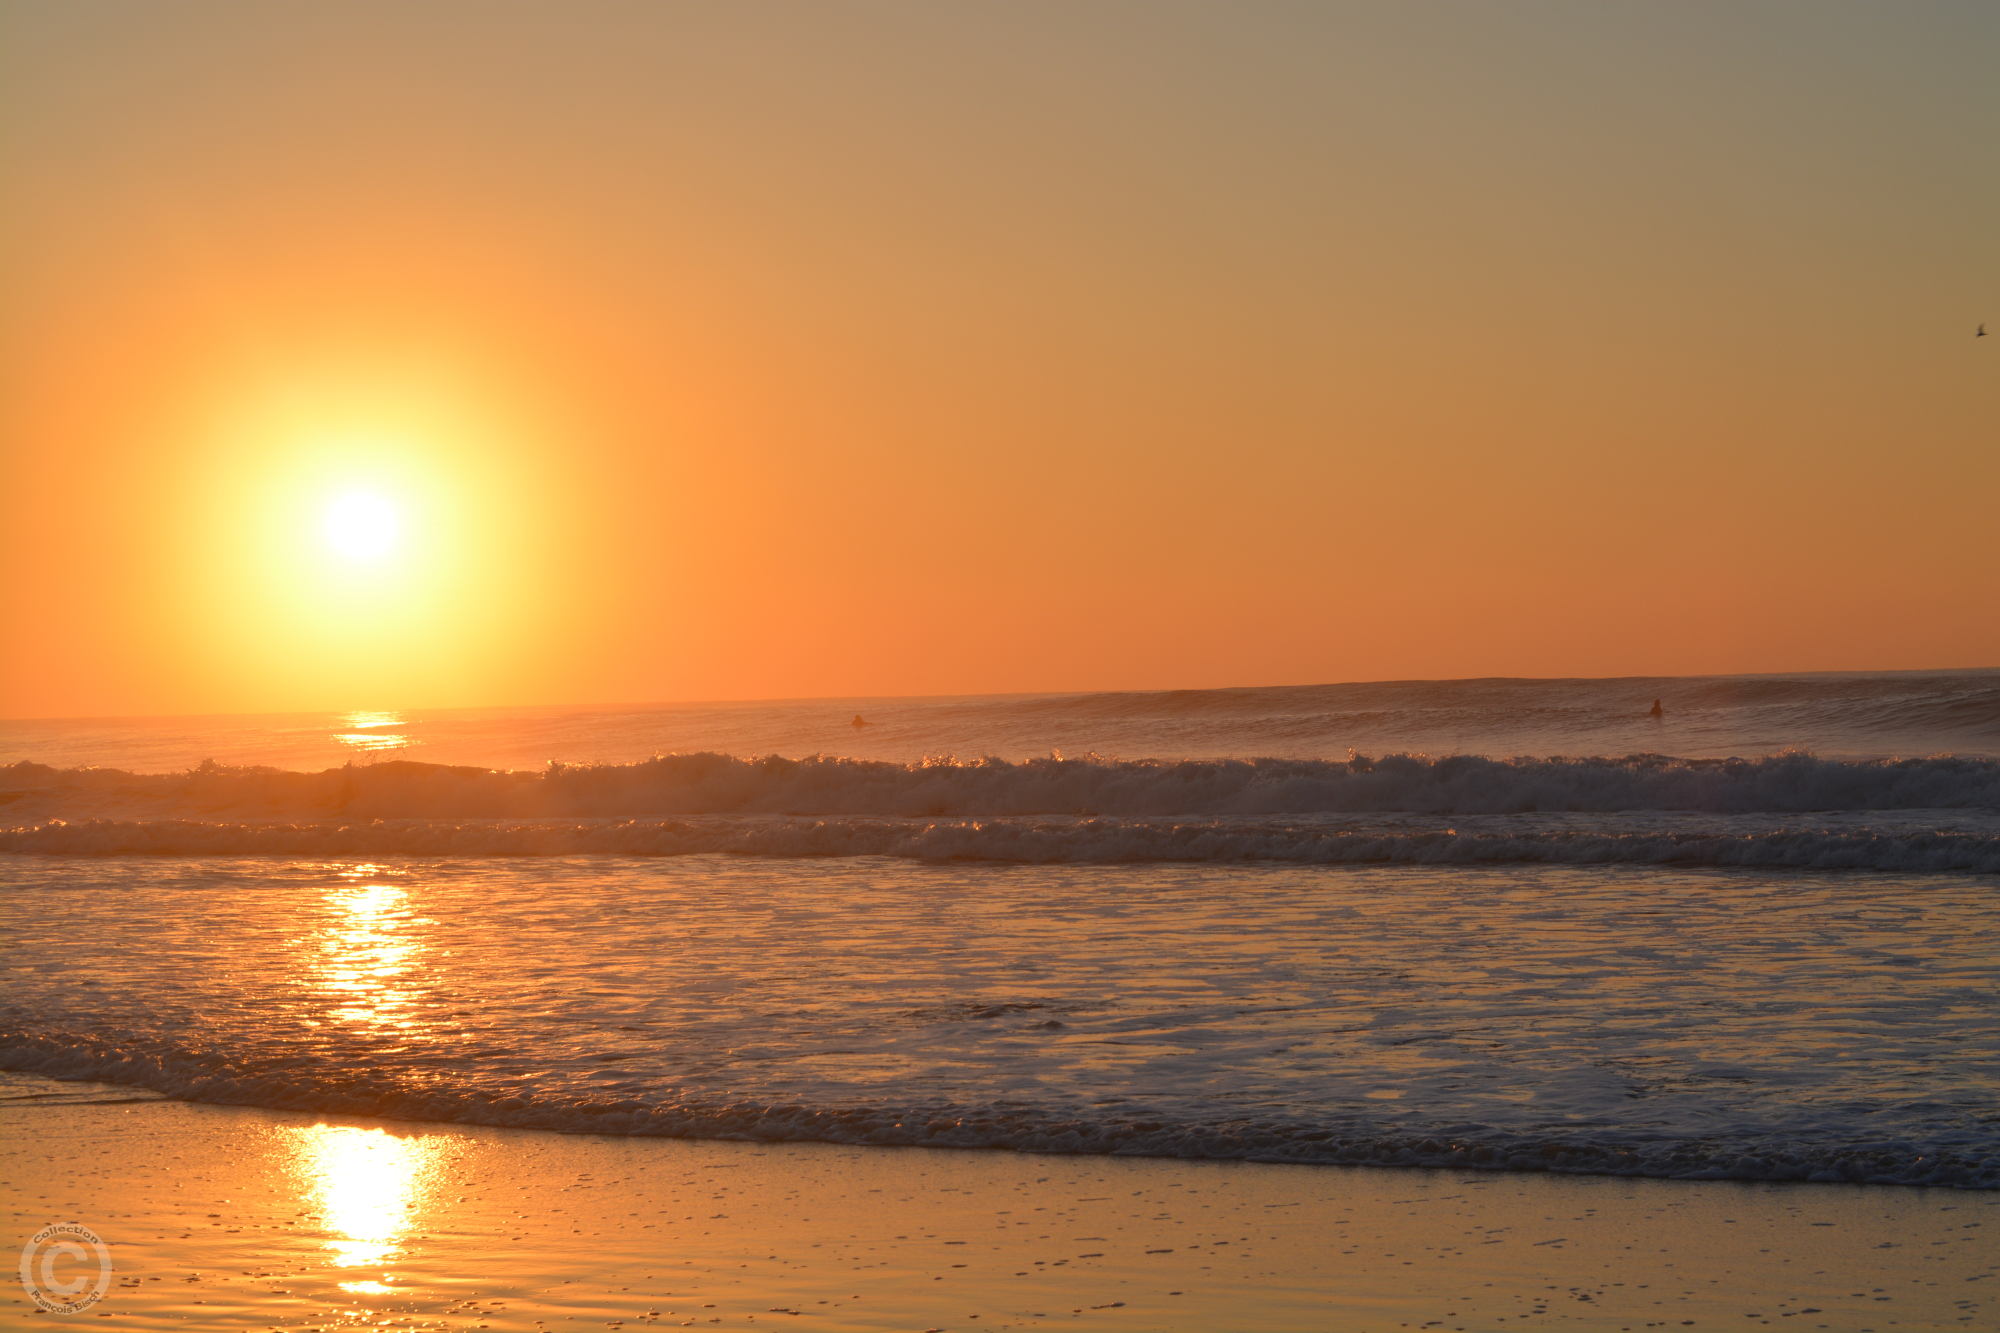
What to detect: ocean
<box><xmin>3</xmin><ymin>669</ymin><xmax>1997</xmax><ymax>1189</ymax></box>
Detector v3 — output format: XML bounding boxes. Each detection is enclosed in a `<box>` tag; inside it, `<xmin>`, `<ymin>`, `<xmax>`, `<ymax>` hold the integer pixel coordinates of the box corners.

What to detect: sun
<box><xmin>322</xmin><ymin>489</ymin><xmax>403</xmax><ymax>563</ymax></box>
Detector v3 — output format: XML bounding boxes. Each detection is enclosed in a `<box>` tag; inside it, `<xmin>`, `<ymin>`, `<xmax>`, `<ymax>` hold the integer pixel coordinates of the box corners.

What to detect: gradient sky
<box><xmin>3</xmin><ymin>1</ymin><xmax>1995</xmax><ymax>718</ymax></box>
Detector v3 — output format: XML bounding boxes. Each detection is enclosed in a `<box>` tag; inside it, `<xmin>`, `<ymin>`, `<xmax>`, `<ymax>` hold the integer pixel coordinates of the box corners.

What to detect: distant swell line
<box><xmin>0</xmin><ymin>1034</ymin><xmax>1989</xmax><ymax>1189</ymax></box>
<box><xmin>5</xmin><ymin>816</ymin><xmax>1998</xmax><ymax>872</ymax></box>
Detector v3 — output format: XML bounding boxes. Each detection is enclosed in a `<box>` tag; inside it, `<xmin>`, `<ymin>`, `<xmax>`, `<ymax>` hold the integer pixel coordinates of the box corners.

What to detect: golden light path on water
<box><xmin>283</xmin><ymin>865</ymin><xmax>446</xmax><ymax>1299</ymax></box>
<box><xmin>312</xmin><ymin>873</ymin><xmax>423</xmax><ymax>1031</ymax></box>
<box><xmin>291</xmin><ymin>1124</ymin><xmax>436</xmax><ymax>1293</ymax></box>
<box><xmin>333</xmin><ymin>710</ymin><xmax>410</xmax><ymax>754</ymax></box>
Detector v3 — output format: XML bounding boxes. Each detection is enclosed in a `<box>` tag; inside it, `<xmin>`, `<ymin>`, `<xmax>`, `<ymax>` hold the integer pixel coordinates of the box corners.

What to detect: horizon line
<box><xmin>4</xmin><ymin>663</ymin><xmax>1996</xmax><ymax>730</ymax></box>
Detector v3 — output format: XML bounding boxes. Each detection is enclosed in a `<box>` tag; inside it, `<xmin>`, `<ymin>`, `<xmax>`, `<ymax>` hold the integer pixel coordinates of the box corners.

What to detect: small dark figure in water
<box><xmin>851</xmin><ymin>714</ymin><xmax>868</xmax><ymax>728</ymax></box>
<box><xmin>1648</xmin><ymin>698</ymin><xmax>1665</xmax><ymax>719</ymax></box>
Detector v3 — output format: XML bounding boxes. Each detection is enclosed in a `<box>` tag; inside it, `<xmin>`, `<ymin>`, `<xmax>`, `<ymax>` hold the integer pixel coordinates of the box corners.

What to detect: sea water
<box><xmin>3</xmin><ymin>670</ymin><xmax>1996</xmax><ymax>1187</ymax></box>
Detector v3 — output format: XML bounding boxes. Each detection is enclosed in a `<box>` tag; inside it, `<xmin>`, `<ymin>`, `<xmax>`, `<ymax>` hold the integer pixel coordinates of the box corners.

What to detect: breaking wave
<box><xmin>0</xmin><ymin>1031</ymin><xmax>1989</xmax><ymax>1189</ymax></box>
<box><xmin>5</xmin><ymin>814</ymin><xmax>1999</xmax><ymax>872</ymax></box>
<box><xmin>5</xmin><ymin>751</ymin><xmax>1998</xmax><ymax>823</ymax></box>
<box><xmin>6</xmin><ymin>751</ymin><xmax>1993</xmax><ymax>867</ymax></box>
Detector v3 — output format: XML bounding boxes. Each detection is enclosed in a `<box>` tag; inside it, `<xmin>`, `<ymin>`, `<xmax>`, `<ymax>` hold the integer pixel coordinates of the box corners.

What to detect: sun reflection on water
<box><xmin>314</xmin><ymin>872</ymin><xmax>422</xmax><ymax>1031</ymax></box>
<box><xmin>334</xmin><ymin>709</ymin><xmax>409</xmax><ymax>754</ymax></box>
<box><xmin>281</xmin><ymin>868</ymin><xmax>450</xmax><ymax>1297</ymax></box>
<box><xmin>286</xmin><ymin>1122</ymin><xmax>443</xmax><ymax>1294</ymax></box>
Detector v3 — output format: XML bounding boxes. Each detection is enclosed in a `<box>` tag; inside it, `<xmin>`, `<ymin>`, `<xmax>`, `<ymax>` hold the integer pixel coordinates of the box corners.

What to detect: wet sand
<box><xmin>3</xmin><ymin>1080</ymin><xmax>1993</xmax><ymax>1331</ymax></box>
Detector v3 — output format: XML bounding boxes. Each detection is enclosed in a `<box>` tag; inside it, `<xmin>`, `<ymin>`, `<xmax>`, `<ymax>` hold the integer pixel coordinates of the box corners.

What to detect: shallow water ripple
<box><xmin>2</xmin><ymin>857</ymin><xmax>1996</xmax><ymax>1185</ymax></box>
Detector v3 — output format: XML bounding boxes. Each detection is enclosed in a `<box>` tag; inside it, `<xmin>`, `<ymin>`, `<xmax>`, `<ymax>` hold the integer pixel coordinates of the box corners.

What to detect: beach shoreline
<box><xmin>5</xmin><ymin>1081</ymin><xmax>1991</xmax><ymax>1331</ymax></box>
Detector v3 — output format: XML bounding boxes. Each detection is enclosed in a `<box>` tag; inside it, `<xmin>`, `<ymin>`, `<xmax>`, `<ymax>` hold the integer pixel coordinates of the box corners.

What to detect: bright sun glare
<box><xmin>323</xmin><ymin>490</ymin><xmax>403</xmax><ymax>563</ymax></box>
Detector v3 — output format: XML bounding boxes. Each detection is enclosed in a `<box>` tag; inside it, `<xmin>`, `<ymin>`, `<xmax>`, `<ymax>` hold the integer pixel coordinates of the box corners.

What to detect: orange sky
<box><xmin>2</xmin><ymin>1</ymin><xmax>1995</xmax><ymax>719</ymax></box>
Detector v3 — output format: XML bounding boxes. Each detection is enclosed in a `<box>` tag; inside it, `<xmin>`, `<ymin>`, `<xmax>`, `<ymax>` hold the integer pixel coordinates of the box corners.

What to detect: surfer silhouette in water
<box><xmin>1648</xmin><ymin>698</ymin><xmax>1665</xmax><ymax>719</ymax></box>
<box><xmin>851</xmin><ymin>714</ymin><xmax>868</xmax><ymax>728</ymax></box>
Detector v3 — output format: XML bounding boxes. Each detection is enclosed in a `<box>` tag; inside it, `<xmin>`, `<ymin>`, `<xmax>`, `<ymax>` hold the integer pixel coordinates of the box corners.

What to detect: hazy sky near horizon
<box><xmin>3</xmin><ymin>0</ymin><xmax>1995</xmax><ymax>718</ymax></box>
